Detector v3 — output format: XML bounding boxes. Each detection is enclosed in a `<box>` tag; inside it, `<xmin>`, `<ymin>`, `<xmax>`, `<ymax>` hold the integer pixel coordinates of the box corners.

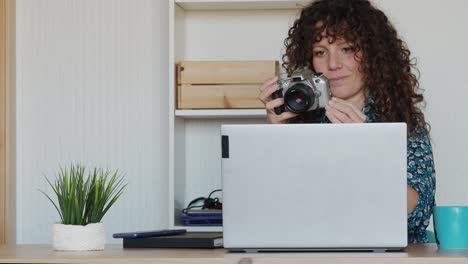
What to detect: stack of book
<box><xmin>182</xmin><ymin>209</ymin><xmax>222</xmax><ymax>226</ymax></box>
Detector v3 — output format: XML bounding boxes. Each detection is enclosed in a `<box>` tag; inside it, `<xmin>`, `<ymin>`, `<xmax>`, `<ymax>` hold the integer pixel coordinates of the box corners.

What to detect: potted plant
<box><xmin>41</xmin><ymin>164</ymin><xmax>126</xmax><ymax>251</ymax></box>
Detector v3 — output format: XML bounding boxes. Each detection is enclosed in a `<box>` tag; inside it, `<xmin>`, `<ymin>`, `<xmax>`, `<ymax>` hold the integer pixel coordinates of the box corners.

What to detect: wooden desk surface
<box><xmin>0</xmin><ymin>243</ymin><xmax>468</xmax><ymax>264</ymax></box>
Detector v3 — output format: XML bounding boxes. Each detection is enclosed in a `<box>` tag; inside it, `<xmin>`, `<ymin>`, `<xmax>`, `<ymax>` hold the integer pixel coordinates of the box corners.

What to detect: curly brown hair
<box><xmin>282</xmin><ymin>0</ymin><xmax>428</xmax><ymax>134</ymax></box>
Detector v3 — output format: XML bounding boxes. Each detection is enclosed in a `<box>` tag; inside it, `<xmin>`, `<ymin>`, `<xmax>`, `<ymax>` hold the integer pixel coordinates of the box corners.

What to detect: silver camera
<box><xmin>272</xmin><ymin>68</ymin><xmax>331</xmax><ymax>114</ymax></box>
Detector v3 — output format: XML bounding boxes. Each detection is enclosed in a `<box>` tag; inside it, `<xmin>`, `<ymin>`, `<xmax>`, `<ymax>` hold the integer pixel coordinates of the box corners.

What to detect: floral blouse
<box><xmin>291</xmin><ymin>96</ymin><xmax>436</xmax><ymax>243</ymax></box>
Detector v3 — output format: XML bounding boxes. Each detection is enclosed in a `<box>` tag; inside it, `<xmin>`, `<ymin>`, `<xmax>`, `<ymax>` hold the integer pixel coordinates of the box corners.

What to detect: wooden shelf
<box><xmin>175</xmin><ymin>109</ymin><xmax>266</xmax><ymax>119</ymax></box>
<box><xmin>175</xmin><ymin>0</ymin><xmax>310</xmax><ymax>10</ymax></box>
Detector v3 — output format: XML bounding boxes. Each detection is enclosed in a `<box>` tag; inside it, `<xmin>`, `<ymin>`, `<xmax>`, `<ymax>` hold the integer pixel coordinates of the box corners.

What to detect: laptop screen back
<box><xmin>221</xmin><ymin>123</ymin><xmax>407</xmax><ymax>251</ymax></box>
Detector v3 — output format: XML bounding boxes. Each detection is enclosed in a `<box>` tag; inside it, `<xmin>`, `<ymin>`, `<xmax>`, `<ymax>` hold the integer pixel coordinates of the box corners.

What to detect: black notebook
<box><xmin>123</xmin><ymin>232</ymin><xmax>223</xmax><ymax>249</ymax></box>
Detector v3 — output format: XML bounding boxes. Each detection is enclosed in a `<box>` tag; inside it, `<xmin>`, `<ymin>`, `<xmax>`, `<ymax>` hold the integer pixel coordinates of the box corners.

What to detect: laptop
<box><xmin>221</xmin><ymin>123</ymin><xmax>407</xmax><ymax>252</ymax></box>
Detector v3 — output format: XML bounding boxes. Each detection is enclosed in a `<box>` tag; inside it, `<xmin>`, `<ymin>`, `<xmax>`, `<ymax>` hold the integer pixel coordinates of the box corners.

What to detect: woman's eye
<box><xmin>342</xmin><ymin>46</ymin><xmax>355</xmax><ymax>53</ymax></box>
<box><xmin>314</xmin><ymin>50</ymin><xmax>326</xmax><ymax>57</ymax></box>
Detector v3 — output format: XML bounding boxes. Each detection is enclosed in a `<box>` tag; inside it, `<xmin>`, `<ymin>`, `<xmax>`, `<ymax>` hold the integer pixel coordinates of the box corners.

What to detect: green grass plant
<box><xmin>41</xmin><ymin>164</ymin><xmax>127</xmax><ymax>225</ymax></box>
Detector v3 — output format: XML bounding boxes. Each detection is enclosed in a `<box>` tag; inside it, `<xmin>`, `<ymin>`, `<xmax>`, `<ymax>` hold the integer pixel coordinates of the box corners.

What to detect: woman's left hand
<box><xmin>325</xmin><ymin>97</ymin><xmax>366</xmax><ymax>123</ymax></box>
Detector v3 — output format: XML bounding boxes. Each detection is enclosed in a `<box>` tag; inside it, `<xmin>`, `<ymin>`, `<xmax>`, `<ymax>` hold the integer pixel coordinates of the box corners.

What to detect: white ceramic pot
<box><xmin>52</xmin><ymin>223</ymin><xmax>105</xmax><ymax>251</ymax></box>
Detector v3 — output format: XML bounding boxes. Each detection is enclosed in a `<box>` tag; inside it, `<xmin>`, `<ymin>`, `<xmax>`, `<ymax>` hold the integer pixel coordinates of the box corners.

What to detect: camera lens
<box><xmin>284</xmin><ymin>83</ymin><xmax>315</xmax><ymax>114</ymax></box>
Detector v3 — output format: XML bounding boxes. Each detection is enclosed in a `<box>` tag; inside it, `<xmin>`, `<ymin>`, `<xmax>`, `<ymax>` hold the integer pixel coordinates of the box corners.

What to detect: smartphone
<box><xmin>112</xmin><ymin>229</ymin><xmax>187</xmax><ymax>239</ymax></box>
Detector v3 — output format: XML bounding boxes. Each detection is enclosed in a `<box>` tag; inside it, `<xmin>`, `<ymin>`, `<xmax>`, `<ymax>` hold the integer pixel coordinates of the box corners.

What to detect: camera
<box><xmin>272</xmin><ymin>68</ymin><xmax>331</xmax><ymax>115</ymax></box>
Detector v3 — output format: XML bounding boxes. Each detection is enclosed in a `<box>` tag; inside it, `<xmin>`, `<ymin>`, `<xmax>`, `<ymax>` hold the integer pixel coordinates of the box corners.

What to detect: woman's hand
<box><xmin>324</xmin><ymin>97</ymin><xmax>366</xmax><ymax>123</ymax></box>
<box><xmin>258</xmin><ymin>76</ymin><xmax>298</xmax><ymax>124</ymax></box>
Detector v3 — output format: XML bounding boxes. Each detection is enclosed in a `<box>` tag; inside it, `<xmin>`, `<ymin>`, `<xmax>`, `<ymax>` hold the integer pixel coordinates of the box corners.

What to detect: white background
<box><xmin>15</xmin><ymin>0</ymin><xmax>468</xmax><ymax>243</ymax></box>
<box><xmin>15</xmin><ymin>0</ymin><xmax>169</xmax><ymax>243</ymax></box>
<box><xmin>375</xmin><ymin>0</ymin><xmax>468</xmax><ymax>206</ymax></box>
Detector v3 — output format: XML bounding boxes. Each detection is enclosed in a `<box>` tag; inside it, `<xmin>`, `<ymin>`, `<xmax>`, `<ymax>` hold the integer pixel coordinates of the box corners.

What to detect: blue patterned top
<box><xmin>292</xmin><ymin>96</ymin><xmax>436</xmax><ymax>243</ymax></box>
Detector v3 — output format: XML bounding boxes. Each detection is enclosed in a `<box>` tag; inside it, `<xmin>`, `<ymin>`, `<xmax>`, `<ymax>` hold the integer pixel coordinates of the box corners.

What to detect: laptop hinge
<box><xmin>221</xmin><ymin>135</ymin><xmax>229</xmax><ymax>158</ymax></box>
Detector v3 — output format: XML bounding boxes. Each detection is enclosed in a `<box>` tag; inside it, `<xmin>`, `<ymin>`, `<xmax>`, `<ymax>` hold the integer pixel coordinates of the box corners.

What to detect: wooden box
<box><xmin>176</xmin><ymin>61</ymin><xmax>279</xmax><ymax>109</ymax></box>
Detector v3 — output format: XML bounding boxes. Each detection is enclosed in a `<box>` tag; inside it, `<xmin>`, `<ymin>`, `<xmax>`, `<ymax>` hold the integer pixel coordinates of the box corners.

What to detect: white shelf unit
<box><xmin>168</xmin><ymin>0</ymin><xmax>304</xmax><ymax>232</ymax></box>
<box><xmin>175</xmin><ymin>109</ymin><xmax>267</xmax><ymax>119</ymax></box>
<box><xmin>175</xmin><ymin>0</ymin><xmax>311</xmax><ymax>10</ymax></box>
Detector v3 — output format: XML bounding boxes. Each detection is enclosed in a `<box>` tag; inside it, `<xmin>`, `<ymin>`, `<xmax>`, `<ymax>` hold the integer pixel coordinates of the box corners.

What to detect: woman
<box><xmin>258</xmin><ymin>0</ymin><xmax>436</xmax><ymax>243</ymax></box>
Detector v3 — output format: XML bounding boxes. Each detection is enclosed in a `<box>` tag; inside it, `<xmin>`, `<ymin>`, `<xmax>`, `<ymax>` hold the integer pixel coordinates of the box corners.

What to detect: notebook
<box><xmin>123</xmin><ymin>232</ymin><xmax>223</xmax><ymax>248</ymax></box>
<box><xmin>221</xmin><ymin>123</ymin><xmax>407</xmax><ymax>252</ymax></box>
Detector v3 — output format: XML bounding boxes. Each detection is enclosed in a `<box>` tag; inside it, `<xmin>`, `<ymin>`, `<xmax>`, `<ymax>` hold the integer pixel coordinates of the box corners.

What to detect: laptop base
<box><xmin>226</xmin><ymin>247</ymin><xmax>404</xmax><ymax>253</ymax></box>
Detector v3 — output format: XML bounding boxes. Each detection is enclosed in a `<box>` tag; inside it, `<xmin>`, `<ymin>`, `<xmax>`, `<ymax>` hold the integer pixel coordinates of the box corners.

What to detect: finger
<box><xmin>279</xmin><ymin>111</ymin><xmax>299</xmax><ymax>121</ymax></box>
<box><xmin>333</xmin><ymin>97</ymin><xmax>366</xmax><ymax>121</ymax></box>
<box><xmin>331</xmin><ymin>97</ymin><xmax>366</xmax><ymax>122</ymax></box>
<box><xmin>258</xmin><ymin>91</ymin><xmax>270</xmax><ymax>105</ymax></box>
<box><xmin>328</xmin><ymin>100</ymin><xmax>361</xmax><ymax>122</ymax></box>
<box><xmin>267</xmin><ymin>114</ymin><xmax>286</xmax><ymax>124</ymax></box>
<box><xmin>268</xmin><ymin>111</ymin><xmax>298</xmax><ymax>124</ymax></box>
<box><xmin>325</xmin><ymin>109</ymin><xmax>341</xmax><ymax>123</ymax></box>
<box><xmin>258</xmin><ymin>84</ymin><xmax>280</xmax><ymax>104</ymax></box>
<box><xmin>265</xmin><ymin>98</ymin><xmax>285</xmax><ymax>113</ymax></box>
<box><xmin>325</xmin><ymin>105</ymin><xmax>352</xmax><ymax>123</ymax></box>
<box><xmin>259</xmin><ymin>76</ymin><xmax>279</xmax><ymax>92</ymax></box>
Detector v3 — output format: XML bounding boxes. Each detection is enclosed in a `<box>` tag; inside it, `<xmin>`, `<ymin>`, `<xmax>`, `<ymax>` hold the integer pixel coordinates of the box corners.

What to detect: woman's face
<box><xmin>312</xmin><ymin>36</ymin><xmax>365</xmax><ymax>103</ymax></box>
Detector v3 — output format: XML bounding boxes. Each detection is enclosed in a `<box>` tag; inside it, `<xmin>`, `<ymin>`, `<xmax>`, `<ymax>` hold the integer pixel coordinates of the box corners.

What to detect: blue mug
<box><xmin>434</xmin><ymin>206</ymin><xmax>468</xmax><ymax>249</ymax></box>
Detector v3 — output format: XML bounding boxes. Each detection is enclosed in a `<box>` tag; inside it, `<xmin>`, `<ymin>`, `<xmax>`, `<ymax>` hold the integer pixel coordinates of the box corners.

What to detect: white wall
<box><xmin>15</xmin><ymin>0</ymin><xmax>169</xmax><ymax>243</ymax></box>
<box><xmin>374</xmin><ymin>0</ymin><xmax>468</xmax><ymax>207</ymax></box>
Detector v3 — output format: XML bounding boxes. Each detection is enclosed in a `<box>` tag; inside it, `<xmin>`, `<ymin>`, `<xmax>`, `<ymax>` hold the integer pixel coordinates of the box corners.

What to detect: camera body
<box><xmin>272</xmin><ymin>68</ymin><xmax>331</xmax><ymax>115</ymax></box>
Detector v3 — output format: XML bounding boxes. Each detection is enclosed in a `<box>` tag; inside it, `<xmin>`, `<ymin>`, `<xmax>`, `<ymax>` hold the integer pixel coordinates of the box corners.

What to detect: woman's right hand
<box><xmin>258</xmin><ymin>76</ymin><xmax>298</xmax><ymax>124</ymax></box>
